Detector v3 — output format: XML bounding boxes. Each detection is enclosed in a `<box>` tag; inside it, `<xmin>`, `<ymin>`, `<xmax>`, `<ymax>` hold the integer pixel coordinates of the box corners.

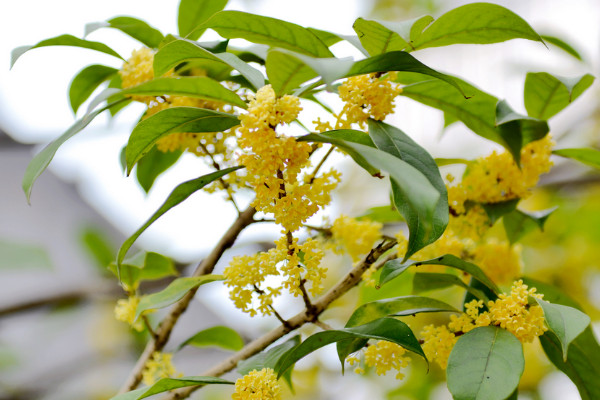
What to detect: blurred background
<box><xmin>1</xmin><ymin>0</ymin><xmax>599</xmax><ymax>399</ymax></box>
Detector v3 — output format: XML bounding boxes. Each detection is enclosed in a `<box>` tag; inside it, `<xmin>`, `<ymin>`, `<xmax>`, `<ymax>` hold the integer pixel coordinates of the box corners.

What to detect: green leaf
<box><xmin>134</xmin><ymin>275</ymin><xmax>222</xmax><ymax>321</ymax></box>
<box><xmin>353</xmin><ymin>15</ymin><xmax>434</xmax><ymax>55</ymax></box>
<box><xmin>553</xmin><ymin>148</ymin><xmax>600</xmax><ymax>169</ymax></box>
<box><xmin>307</xmin><ymin>28</ymin><xmax>343</xmax><ymax>47</ymax></box>
<box><xmin>357</xmin><ymin>205</ymin><xmax>404</xmax><ymax>223</ymax></box>
<box><xmin>347</xmin><ymin>51</ymin><xmax>468</xmax><ymax>98</ymax></box>
<box><xmin>412</xmin><ymin>3</ymin><xmax>543</xmax><ymax>50</ymax></box>
<box><xmin>276</xmin><ymin>317</ymin><xmax>425</xmax><ymax>378</ymax></box>
<box><xmin>22</xmin><ymin>99</ymin><xmax>126</xmax><ymax>203</ymax></box>
<box><xmin>179</xmin><ymin>326</ymin><xmax>244</xmax><ymax>351</ymax></box>
<box><xmin>193</xmin><ymin>11</ymin><xmax>333</xmax><ymax>58</ymax></box>
<box><xmin>379</xmin><ymin>254</ymin><xmax>500</xmax><ymax>295</ymax></box>
<box><xmin>447</xmin><ymin>326</ymin><xmax>524</xmax><ymax>400</ymax></box>
<box><xmin>540</xmin><ymin>34</ymin><xmax>583</xmax><ymax>61</ymax></box>
<box><xmin>300</xmin><ymin>132</ymin><xmax>441</xmax><ymax>258</ymax></box>
<box><xmin>116</xmin><ymin>167</ymin><xmax>242</xmax><ymax>267</ymax></box>
<box><xmin>125</xmin><ymin>108</ymin><xmax>240</xmax><ymax>173</ymax></box>
<box><xmin>0</xmin><ymin>240</ymin><xmax>52</xmax><ymax>270</ymax></box>
<box><xmin>535</xmin><ymin>298</ymin><xmax>590</xmax><ymax>361</ymax></box>
<box><xmin>434</xmin><ymin>158</ymin><xmax>470</xmax><ymax>167</ymax></box>
<box><xmin>524</xmin><ymin>72</ymin><xmax>595</xmax><ymax>120</ymax></box>
<box><xmin>368</xmin><ymin>119</ymin><xmax>448</xmax><ymax>259</ymax></box>
<box><xmin>108</xmin><ymin>251</ymin><xmax>177</xmax><ymax>290</ymax></box>
<box><xmin>69</xmin><ymin>65</ymin><xmax>117</xmax><ymax>114</ymax></box>
<box><xmin>154</xmin><ymin>39</ymin><xmax>265</xmax><ymax>89</ymax></box>
<box><xmin>480</xmin><ymin>198</ymin><xmax>520</xmax><ymax>225</ymax></box>
<box><xmin>412</xmin><ymin>272</ymin><xmax>489</xmax><ymax>302</ymax></box>
<box><xmin>85</xmin><ymin>16</ymin><xmax>164</xmax><ymax>48</ymax></box>
<box><xmin>120</xmin><ymin>76</ymin><xmax>246</xmax><ymax>108</ymax></box>
<box><xmin>11</xmin><ymin>34</ymin><xmax>123</xmax><ymax>68</ymax></box>
<box><xmin>178</xmin><ymin>0</ymin><xmax>228</xmax><ymax>40</ymax></box>
<box><xmin>136</xmin><ymin>147</ymin><xmax>182</xmax><ymax>193</ymax></box>
<box><xmin>502</xmin><ymin>207</ymin><xmax>557</xmax><ymax>244</ymax></box>
<box><xmin>495</xmin><ymin>100</ymin><xmax>549</xmax><ymax>165</ymax></box>
<box><xmin>109</xmin><ymin>376</ymin><xmax>233</xmax><ymax>400</ymax></box>
<box><xmin>80</xmin><ymin>226</ymin><xmax>115</xmax><ymax>270</ymax></box>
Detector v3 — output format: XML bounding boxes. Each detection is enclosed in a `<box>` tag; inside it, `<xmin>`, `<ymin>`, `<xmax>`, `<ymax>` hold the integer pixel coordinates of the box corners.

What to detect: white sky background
<box><xmin>1</xmin><ymin>1</ymin><xmax>599</xmax><ymax>260</ymax></box>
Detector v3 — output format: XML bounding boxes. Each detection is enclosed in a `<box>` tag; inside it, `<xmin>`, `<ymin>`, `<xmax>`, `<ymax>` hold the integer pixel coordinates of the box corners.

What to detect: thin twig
<box><xmin>198</xmin><ymin>142</ymin><xmax>240</xmax><ymax>213</ymax></box>
<box><xmin>142</xmin><ymin>315</ymin><xmax>157</xmax><ymax>339</ymax></box>
<box><xmin>313</xmin><ymin>320</ymin><xmax>334</xmax><ymax>331</ymax></box>
<box><xmin>308</xmin><ymin>145</ymin><xmax>335</xmax><ymax>184</ymax></box>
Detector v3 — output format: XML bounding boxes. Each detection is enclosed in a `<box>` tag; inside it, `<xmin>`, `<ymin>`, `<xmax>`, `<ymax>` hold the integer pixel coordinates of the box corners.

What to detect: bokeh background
<box><xmin>1</xmin><ymin>0</ymin><xmax>599</xmax><ymax>399</ymax></box>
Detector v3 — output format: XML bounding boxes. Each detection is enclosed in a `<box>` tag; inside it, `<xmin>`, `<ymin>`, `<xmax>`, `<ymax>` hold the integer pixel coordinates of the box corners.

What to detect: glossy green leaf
<box><xmin>109</xmin><ymin>376</ymin><xmax>233</xmax><ymax>400</ymax></box>
<box><xmin>524</xmin><ymin>73</ymin><xmax>594</xmax><ymax>120</ymax></box>
<box><xmin>116</xmin><ymin>167</ymin><xmax>242</xmax><ymax>267</ymax></box>
<box><xmin>413</xmin><ymin>272</ymin><xmax>489</xmax><ymax>302</ymax></box>
<box><xmin>357</xmin><ymin>205</ymin><xmax>404</xmax><ymax>223</ymax></box>
<box><xmin>553</xmin><ymin>148</ymin><xmax>600</xmax><ymax>169</ymax></box>
<box><xmin>369</xmin><ymin>119</ymin><xmax>448</xmax><ymax>258</ymax></box>
<box><xmin>0</xmin><ymin>240</ymin><xmax>52</xmax><ymax>270</ymax></box>
<box><xmin>136</xmin><ymin>147</ymin><xmax>182</xmax><ymax>193</ymax></box>
<box><xmin>481</xmin><ymin>199</ymin><xmax>520</xmax><ymax>225</ymax></box>
<box><xmin>85</xmin><ymin>16</ymin><xmax>164</xmax><ymax>48</ymax></box>
<box><xmin>135</xmin><ymin>275</ymin><xmax>222</xmax><ymax>321</ymax></box>
<box><xmin>266</xmin><ymin>51</ymin><xmax>317</xmax><ymax>96</ymax></box>
<box><xmin>11</xmin><ymin>34</ymin><xmax>123</xmax><ymax>68</ymax></box>
<box><xmin>522</xmin><ymin>277</ymin><xmax>600</xmax><ymax>400</ymax></box>
<box><xmin>69</xmin><ymin>65</ymin><xmax>117</xmax><ymax>114</ymax></box>
<box><xmin>447</xmin><ymin>326</ymin><xmax>524</xmax><ymax>400</ymax></box>
<box><xmin>107</xmin><ymin>74</ymin><xmax>132</xmax><ymax>116</ymax></box>
<box><xmin>300</xmin><ymin>132</ymin><xmax>440</xmax><ymax>257</ymax></box>
<box><xmin>307</xmin><ymin>28</ymin><xmax>343</xmax><ymax>47</ymax></box>
<box><xmin>412</xmin><ymin>3</ymin><xmax>543</xmax><ymax>50</ymax></box>
<box><xmin>277</xmin><ymin>317</ymin><xmax>425</xmax><ymax>378</ymax></box>
<box><xmin>503</xmin><ymin>207</ymin><xmax>557</xmax><ymax>244</ymax></box>
<box><xmin>535</xmin><ymin>298</ymin><xmax>590</xmax><ymax>361</ymax></box>
<box><xmin>179</xmin><ymin>326</ymin><xmax>244</xmax><ymax>351</ymax></box>
<box><xmin>353</xmin><ymin>15</ymin><xmax>434</xmax><ymax>55</ymax></box>
<box><xmin>193</xmin><ymin>11</ymin><xmax>333</xmax><ymax>58</ymax></box>
<box><xmin>540</xmin><ymin>34</ymin><xmax>583</xmax><ymax>61</ymax></box>
<box><xmin>495</xmin><ymin>100</ymin><xmax>549</xmax><ymax>165</ymax></box>
<box><xmin>154</xmin><ymin>39</ymin><xmax>265</xmax><ymax>89</ymax></box>
<box><xmin>379</xmin><ymin>254</ymin><xmax>499</xmax><ymax>295</ymax></box>
<box><xmin>178</xmin><ymin>0</ymin><xmax>228</xmax><ymax>40</ymax></box>
<box><xmin>125</xmin><ymin>108</ymin><xmax>240</xmax><ymax>172</ymax></box>
<box><xmin>22</xmin><ymin>99</ymin><xmax>126</xmax><ymax>203</ymax></box>
<box><xmin>108</xmin><ymin>251</ymin><xmax>177</xmax><ymax>290</ymax></box>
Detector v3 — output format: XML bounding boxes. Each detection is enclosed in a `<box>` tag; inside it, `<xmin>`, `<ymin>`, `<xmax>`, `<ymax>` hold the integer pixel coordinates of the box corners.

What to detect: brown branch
<box><xmin>160</xmin><ymin>238</ymin><xmax>397</xmax><ymax>400</ymax></box>
<box><xmin>118</xmin><ymin>206</ymin><xmax>256</xmax><ymax>394</ymax></box>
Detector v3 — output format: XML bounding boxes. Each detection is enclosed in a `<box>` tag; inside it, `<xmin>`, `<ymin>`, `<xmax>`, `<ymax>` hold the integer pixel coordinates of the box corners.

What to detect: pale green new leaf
<box><xmin>541</xmin><ymin>34</ymin><xmax>584</xmax><ymax>61</ymax></box>
<box><xmin>85</xmin><ymin>16</ymin><xmax>164</xmax><ymax>48</ymax></box>
<box><xmin>524</xmin><ymin>73</ymin><xmax>594</xmax><ymax>120</ymax></box>
<box><xmin>353</xmin><ymin>15</ymin><xmax>434</xmax><ymax>55</ymax></box>
<box><xmin>179</xmin><ymin>326</ymin><xmax>244</xmax><ymax>351</ymax></box>
<box><xmin>69</xmin><ymin>64</ymin><xmax>118</xmax><ymax>114</ymax></box>
<box><xmin>108</xmin><ymin>251</ymin><xmax>177</xmax><ymax>290</ymax></box>
<box><xmin>178</xmin><ymin>0</ymin><xmax>228</xmax><ymax>40</ymax></box>
<box><xmin>553</xmin><ymin>148</ymin><xmax>600</xmax><ymax>169</ymax></box>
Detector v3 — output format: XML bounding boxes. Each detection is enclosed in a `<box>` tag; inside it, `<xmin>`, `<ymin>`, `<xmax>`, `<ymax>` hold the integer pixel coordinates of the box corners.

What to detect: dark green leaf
<box><xmin>368</xmin><ymin>119</ymin><xmax>448</xmax><ymax>259</ymax></box>
<box><xmin>447</xmin><ymin>326</ymin><xmax>524</xmax><ymax>400</ymax></box>
<box><xmin>524</xmin><ymin>72</ymin><xmax>594</xmax><ymax>120</ymax></box>
<box><xmin>413</xmin><ymin>272</ymin><xmax>489</xmax><ymax>302</ymax></box>
<box><xmin>535</xmin><ymin>298</ymin><xmax>590</xmax><ymax>361</ymax></box>
<box><xmin>0</xmin><ymin>240</ymin><xmax>52</xmax><ymax>270</ymax></box>
<box><xmin>503</xmin><ymin>207</ymin><xmax>557</xmax><ymax>244</ymax></box>
<box><xmin>553</xmin><ymin>148</ymin><xmax>600</xmax><ymax>169</ymax></box>
<box><xmin>179</xmin><ymin>326</ymin><xmax>244</xmax><ymax>351</ymax></box>
<box><xmin>136</xmin><ymin>147</ymin><xmax>182</xmax><ymax>193</ymax></box>
<box><xmin>277</xmin><ymin>317</ymin><xmax>425</xmax><ymax>378</ymax></box>
<box><xmin>481</xmin><ymin>199</ymin><xmax>520</xmax><ymax>225</ymax></box>
<box><xmin>135</xmin><ymin>275</ymin><xmax>222</xmax><ymax>321</ymax></box>
<box><xmin>379</xmin><ymin>254</ymin><xmax>499</xmax><ymax>295</ymax></box>
<box><xmin>109</xmin><ymin>376</ymin><xmax>233</xmax><ymax>400</ymax></box>
<box><xmin>412</xmin><ymin>3</ymin><xmax>543</xmax><ymax>50</ymax></box>
<box><xmin>125</xmin><ymin>108</ymin><xmax>240</xmax><ymax>172</ymax></box>
<box><xmin>178</xmin><ymin>0</ymin><xmax>228</xmax><ymax>40</ymax></box>
<box><xmin>357</xmin><ymin>205</ymin><xmax>404</xmax><ymax>223</ymax></box>
<box><xmin>69</xmin><ymin>65</ymin><xmax>117</xmax><ymax>114</ymax></box>
<box><xmin>80</xmin><ymin>226</ymin><xmax>115</xmax><ymax>270</ymax></box>
<box><xmin>108</xmin><ymin>251</ymin><xmax>177</xmax><ymax>290</ymax></box>
<box><xmin>22</xmin><ymin>99</ymin><xmax>126</xmax><ymax>203</ymax></box>
<box><xmin>540</xmin><ymin>35</ymin><xmax>583</xmax><ymax>61</ymax></box>
<box><xmin>116</xmin><ymin>167</ymin><xmax>242</xmax><ymax>267</ymax></box>
<box><xmin>85</xmin><ymin>16</ymin><xmax>164</xmax><ymax>48</ymax></box>
<box><xmin>495</xmin><ymin>100</ymin><xmax>549</xmax><ymax>165</ymax></box>
<box><xmin>193</xmin><ymin>11</ymin><xmax>333</xmax><ymax>57</ymax></box>
<box><xmin>11</xmin><ymin>34</ymin><xmax>123</xmax><ymax>68</ymax></box>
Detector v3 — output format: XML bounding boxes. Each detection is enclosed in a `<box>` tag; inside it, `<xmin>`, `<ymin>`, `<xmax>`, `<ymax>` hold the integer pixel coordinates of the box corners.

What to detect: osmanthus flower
<box><xmin>232</xmin><ymin>368</ymin><xmax>281</xmax><ymax>400</ymax></box>
<box><xmin>119</xmin><ymin>47</ymin><xmax>155</xmax><ymax>103</ymax></box>
<box><xmin>114</xmin><ymin>295</ymin><xmax>144</xmax><ymax>332</ymax></box>
<box><xmin>330</xmin><ymin>215</ymin><xmax>383</xmax><ymax>262</ymax></box>
<box><xmin>142</xmin><ymin>351</ymin><xmax>180</xmax><ymax>386</ymax></box>
<box><xmin>345</xmin><ymin>340</ymin><xmax>412</xmax><ymax>380</ymax></box>
<box><xmin>420</xmin><ymin>324</ymin><xmax>458</xmax><ymax>369</ymax></box>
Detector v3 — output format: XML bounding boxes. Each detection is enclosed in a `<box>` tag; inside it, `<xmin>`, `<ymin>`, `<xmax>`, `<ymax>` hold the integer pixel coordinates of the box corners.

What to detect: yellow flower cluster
<box><xmin>330</xmin><ymin>215</ymin><xmax>383</xmax><ymax>262</ymax></box>
<box><xmin>232</xmin><ymin>368</ymin><xmax>281</xmax><ymax>400</ymax></box>
<box><xmin>422</xmin><ymin>281</ymin><xmax>548</xmax><ymax>369</ymax></box>
<box><xmin>142</xmin><ymin>351</ymin><xmax>179</xmax><ymax>386</ymax></box>
<box><xmin>114</xmin><ymin>296</ymin><xmax>143</xmax><ymax>332</ymax></box>
<box><xmin>119</xmin><ymin>47</ymin><xmax>155</xmax><ymax>94</ymax></box>
<box><xmin>363</xmin><ymin>340</ymin><xmax>412</xmax><ymax>379</ymax></box>
<box><xmin>224</xmin><ymin>236</ymin><xmax>326</xmax><ymax>316</ymax></box>
<box><xmin>471</xmin><ymin>239</ymin><xmax>523</xmax><ymax>285</ymax></box>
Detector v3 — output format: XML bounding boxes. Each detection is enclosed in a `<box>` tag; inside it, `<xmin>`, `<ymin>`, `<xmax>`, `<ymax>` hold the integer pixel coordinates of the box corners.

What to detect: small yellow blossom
<box><xmin>114</xmin><ymin>296</ymin><xmax>144</xmax><ymax>332</ymax></box>
<box><xmin>331</xmin><ymin>215</ymin><xmax>382</xmax><ymax>262</ymax></box>
<box><xmin>232</xmin><ymin>368</ymin><xmax>281</xmax><ymax>400</ymax></box>
<box><xmin>119</xmin><ymin>47</ymin><xmax>156</xmax><ymax>103</ymax></box>
<box><xmin>472</xmin><ymin>240</ymin><xmax>523</xmax><ymax>284</ymax></box>
<box><xmin>420</xmin><ymin>324</ymin><xmax>458</xmax><ymax>369</ymax></box>
<box><xmin>142</xmin><ymin>352</ymin><xmax>179</xmax><ymax>386</ymax></box>
<box><xmin>364</xmin><ymin>341</ymin><xmax>411</xmax><ymax>380</ymax></box>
